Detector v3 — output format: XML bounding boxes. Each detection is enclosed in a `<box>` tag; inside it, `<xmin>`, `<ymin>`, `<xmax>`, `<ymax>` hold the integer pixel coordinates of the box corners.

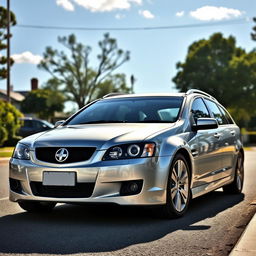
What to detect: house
<box><xmin>0</xmin><ymin>78</ymin><xmax>38</xmax><ymax>110</ymax></box>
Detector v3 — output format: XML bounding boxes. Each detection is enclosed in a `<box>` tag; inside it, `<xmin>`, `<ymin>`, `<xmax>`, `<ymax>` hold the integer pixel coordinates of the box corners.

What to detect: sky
<box><xmin>0</xmin><ymin>0</ymin><xmax>256</xmax><ymax>109</ymax></box>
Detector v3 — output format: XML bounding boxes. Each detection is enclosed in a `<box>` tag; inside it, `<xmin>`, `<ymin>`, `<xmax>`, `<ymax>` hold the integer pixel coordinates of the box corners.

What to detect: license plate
<box><xmin>43</xmin><ymin>171</ymin><xmax>76</xmax><ymax>186</ymax></box>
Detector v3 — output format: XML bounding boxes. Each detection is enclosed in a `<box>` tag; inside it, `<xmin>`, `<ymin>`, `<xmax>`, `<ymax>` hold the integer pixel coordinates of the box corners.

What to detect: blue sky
<box><xmin>0</xmin><ymin>0</ymin><xmax>255</xmax><ymax>108</ymax></box>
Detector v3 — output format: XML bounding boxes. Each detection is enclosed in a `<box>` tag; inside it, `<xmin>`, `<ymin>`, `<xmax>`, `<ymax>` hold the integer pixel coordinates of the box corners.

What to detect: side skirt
<box><xmin>191</xmin><ymin>175</ymin><xmax>233</xmax><ymax>199</ymax></box>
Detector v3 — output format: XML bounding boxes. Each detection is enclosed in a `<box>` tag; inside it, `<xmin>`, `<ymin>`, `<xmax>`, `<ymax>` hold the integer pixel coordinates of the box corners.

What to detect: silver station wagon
<box><xmin>9</xmin><ymin>89</ymin><xmax>244</xmax><ymax>218</ymax></box>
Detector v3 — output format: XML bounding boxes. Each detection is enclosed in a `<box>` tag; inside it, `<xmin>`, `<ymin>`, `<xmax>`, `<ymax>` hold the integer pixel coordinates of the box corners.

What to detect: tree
<box><xmin>21</xmin><ymin>89</ymin><xmax>65</xmax><ymax>120</ymax></box>
<box><xmin>251</xmin><ymin>17</ymin><xmax>256</xmax><ymax>41</ymax></box>
<box><xmin>173</xmin><ymin>33</ymin><xmax>256</xmax><ymax>126</ymax></box>
<box><xmin>0</xmin><ymin>6</ymin><xmax>16</xmax><ymax>80</ymax></box>
<box><xmin>94</xmin><ymin>73</ymin><xmax>133</xmax><ymax>99</ymax></box>
<box><xmin>39</xmin><ymin>33</ymin><xmax>131</xmax><ymax>109</ymax></box>
<box><xmin>0</xmin><ymin>100</ymin><xmax>23</xmax><ymax>146</ymax></box>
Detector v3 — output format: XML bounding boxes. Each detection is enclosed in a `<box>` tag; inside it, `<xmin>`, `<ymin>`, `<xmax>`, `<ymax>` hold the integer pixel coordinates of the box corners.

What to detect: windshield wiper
<box><xmin>80</xmin><ymin>120</ymin><xmax>127</xmax><ymax>124</ymax></box>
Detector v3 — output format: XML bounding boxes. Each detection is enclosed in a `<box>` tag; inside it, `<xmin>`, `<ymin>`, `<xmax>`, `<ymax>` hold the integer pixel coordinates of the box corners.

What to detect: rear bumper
<box><xmin>9</xmin><ymin>155</ymin><xmax>172</xmax><ymax>205</ymax></box>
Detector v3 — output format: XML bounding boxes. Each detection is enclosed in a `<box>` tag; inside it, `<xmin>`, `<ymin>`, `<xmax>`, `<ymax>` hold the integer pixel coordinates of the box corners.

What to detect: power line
<box><xmin>15</xmin><ymin>18</ymin><xmax>251</xmax><ymax>32</ymax></box>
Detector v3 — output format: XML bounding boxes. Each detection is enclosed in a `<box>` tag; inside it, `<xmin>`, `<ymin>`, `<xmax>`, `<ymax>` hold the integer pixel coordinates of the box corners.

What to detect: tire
<box><xmin>223</xmin><ymin>152</ymin><xmax>244</xmax><ymax>194</ymax></box>
<box><xmin>158</xmin><ymin>154</ymin><xmax>191</xmax><ymax>218</ymax></box>
<box><xmin>18</xmin><ymin>201</ymin><xmax>56</xmax><ymax>213</ymax></box>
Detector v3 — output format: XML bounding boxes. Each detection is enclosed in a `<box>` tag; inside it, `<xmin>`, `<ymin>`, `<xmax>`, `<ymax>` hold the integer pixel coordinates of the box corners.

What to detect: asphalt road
<box><xmin>0</xmin><ymin>152</ymin><xmax>256</xmax><ymax>256</ymax></box>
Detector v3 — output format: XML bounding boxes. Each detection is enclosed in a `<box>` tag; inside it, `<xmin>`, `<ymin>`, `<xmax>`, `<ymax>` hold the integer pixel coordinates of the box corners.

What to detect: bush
<box><xmin>0</xmin><ymin>100</ymin><xmax>23</xmax><ymax>146</ymax></box>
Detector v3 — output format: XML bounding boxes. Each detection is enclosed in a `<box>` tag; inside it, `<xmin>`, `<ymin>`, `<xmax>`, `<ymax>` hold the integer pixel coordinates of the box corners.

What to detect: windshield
<box><xmin>66</xmin><ymin>97</ymin><xmax>183</xmax><ymax>125</ymax></box>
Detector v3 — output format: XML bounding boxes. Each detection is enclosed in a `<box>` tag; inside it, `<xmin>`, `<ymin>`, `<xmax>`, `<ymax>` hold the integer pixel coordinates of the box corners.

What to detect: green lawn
<box><xmin>0</xmin><ymin>147</ymin><xmax>14</xmax><ymax>158</ymax></box>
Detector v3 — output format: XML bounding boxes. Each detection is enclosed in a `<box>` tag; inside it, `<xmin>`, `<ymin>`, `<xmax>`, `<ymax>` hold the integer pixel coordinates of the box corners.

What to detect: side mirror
<box><xmin>193</xmin><ymin>118</ymin><xmax>218</xmax><ymax>131</ymax></box>
<box><xmin>54</xmin><ymin>120</ymin><xmax>65</xmax><ymax>128</ymax></box>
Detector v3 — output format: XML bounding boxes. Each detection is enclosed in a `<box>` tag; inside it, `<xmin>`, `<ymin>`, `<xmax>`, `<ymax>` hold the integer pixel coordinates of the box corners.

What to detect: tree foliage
<box><xmin>21</xmin><ymin>89</ymin><xmax>65</xmax><ymax>120</ymax></box>
<box><xmin>0</xmin><ymin>100</ymin><xmax>23</xmax><ymax>146</ymax></box>
<box><xmin>173</xmin><ymin>33</ymin><xmax>256</xmax><ymax>126</ymax></box>
<box><xmin>95</xmin><ymin>73</ymin><xmax>132</xmax><ymax>98</ymax></box>
<box><xmin>0</xmin><ymin>6</ymin><xmax>16</xmax><ymax>80</ymax></box>
<box><xmin>39</xmin><ymin>33</ymin><xmax>131</xmax><ymax>109</ymax></box>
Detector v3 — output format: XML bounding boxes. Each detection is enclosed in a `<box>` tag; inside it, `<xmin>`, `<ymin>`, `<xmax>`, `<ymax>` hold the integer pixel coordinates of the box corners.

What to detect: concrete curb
<box><xmin>0</xmin><ymin>157</ymin><xmax>10</xmax><ymax>163</ymax></box>
<box><xmin>229</xmin><ymin>213</ymin><xmax>256</xmax><ymax>255</ymax></box>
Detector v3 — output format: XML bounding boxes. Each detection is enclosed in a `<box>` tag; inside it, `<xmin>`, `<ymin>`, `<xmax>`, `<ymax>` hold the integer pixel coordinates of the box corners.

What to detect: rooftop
<box><xmin>0</xmin><ymin>89</ymin><xmax>25</xmax><ymax>102</ymax></box>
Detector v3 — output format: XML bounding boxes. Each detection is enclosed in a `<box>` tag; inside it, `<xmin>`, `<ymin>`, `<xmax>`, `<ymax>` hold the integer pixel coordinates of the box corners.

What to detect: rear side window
<box><xmin>33</xmin><ymin>120</ymin><xmax>44</xmax><ymax>129</ymax></box>
<box><xmin>24</xmin><ymin>120</ymin><xmax>33</xmax><ymax>128</ymax></box>
<box><xmin>204</xmin><ymin>99</ymin><xmax>228</xmax><ymax>125</ymax></box>
<box><xmin>191</xmin><ymin>98</ymin><xmax>210</xmax><ymax>122</ymax></box>
<box><xmin>219</xmin><ymin>106</ymin><xmax>234</xmax><ymax>124</ymax></box>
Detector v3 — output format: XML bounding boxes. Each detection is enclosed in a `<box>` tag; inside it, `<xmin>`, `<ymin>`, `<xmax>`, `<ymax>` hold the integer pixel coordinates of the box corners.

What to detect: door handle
<box><xmin>214</xmin><ymin>133</ymin><xmax>221</xmax><ymax>139</ymax></box>
<box><xmin>230</xmin><ymin>130</ymin><xmax>236</xmax><ymax>136</ymax></box>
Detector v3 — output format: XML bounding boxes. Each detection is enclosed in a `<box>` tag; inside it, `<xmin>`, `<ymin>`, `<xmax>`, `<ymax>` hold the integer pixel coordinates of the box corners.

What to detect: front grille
<box><xmin>30</xmin><ymin>182</ymin><xmax>95</xmax><ymax>198</ymax></box>
<box><xmin>35</xmin><ymin>147</ymin><xmax>96</xmax><ymax>164</ymax></box>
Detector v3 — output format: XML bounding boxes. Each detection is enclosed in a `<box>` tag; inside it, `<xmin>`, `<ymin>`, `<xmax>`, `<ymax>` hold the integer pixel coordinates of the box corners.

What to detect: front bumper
<box><xmin>9</xmin><ymin>154</ymin><xmax>172</xmax><ymax>205</ymax></box>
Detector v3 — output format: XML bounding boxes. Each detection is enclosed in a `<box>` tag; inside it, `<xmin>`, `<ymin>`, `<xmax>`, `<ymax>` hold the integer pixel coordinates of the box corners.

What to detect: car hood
<box><xmin>21</xmin><ymin>123</ymin><xmax>175</xmax><ymax>150</ymax></box>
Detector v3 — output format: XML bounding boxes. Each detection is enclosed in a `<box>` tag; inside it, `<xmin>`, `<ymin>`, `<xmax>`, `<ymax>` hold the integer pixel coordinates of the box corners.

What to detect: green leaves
<box><xmin>21</xmin><ymin>89</ymin><xmax>65</xmax><ymax>120</ymax></box>
<box><xmin>38</xmin><ymin>33</ymin><xmax>130</xmax><ymax>108</ymax></box>
<box><xmin>0</xmin><ymin>100</ymin><xmax>22</xmax><ymax>146</ymax></box>
<box><xmin>0</xmin><ymin>6</ymin><xmax>16</xmax><ymax>80</ymax></box>
<box><xmin>173</xmin><ymin>32</ymin><xmax>256</xmax><ymax>126</ymax></box>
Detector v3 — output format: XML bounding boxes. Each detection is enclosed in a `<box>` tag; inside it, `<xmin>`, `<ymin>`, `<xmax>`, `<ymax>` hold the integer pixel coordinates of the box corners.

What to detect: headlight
<box><xmin>103</xmin><ymin>142</ymin><xmax>155</xmax><ymax>160</ymax></box>
<box><xmin>12</xmin><ymin>143</ymin><xmax>30</xmax><ymax>160</ymax></box>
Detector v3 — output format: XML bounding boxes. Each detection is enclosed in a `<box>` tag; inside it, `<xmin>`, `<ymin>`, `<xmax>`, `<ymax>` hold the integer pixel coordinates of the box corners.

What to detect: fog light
<box><xmin>129</xmin><ymin>182</ymin><xmax>139</xmax><ymax>192</ymax></box>
<box><xmin>120</xmin><ymin>180</ymin><xmax>143</xmax><ymax>196</ymax></box>
<box><xmin>9</xmin><ymin>178</ymin><xmax>22</xmax><ymax>194</ymax></box>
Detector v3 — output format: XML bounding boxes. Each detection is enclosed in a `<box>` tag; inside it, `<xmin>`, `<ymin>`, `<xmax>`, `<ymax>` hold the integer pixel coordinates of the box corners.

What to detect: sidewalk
<box><xmin>229</xmin><ymin>213</ymin><xmax>256</xmax><ymax>255</ymax></box>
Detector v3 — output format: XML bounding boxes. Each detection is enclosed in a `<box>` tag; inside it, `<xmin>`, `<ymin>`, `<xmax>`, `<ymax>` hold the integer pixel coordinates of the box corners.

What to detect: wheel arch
<box><xmin>168</xmin><ymin>146</ymin><xmax>194</xmax><ymax>190</ymax></box>
<box><xmin>239</xmin><ymin>148</ymin><xmax>244</xmax><ymax>162</ymax></box>
<box><xmin>174</xmin><ymin>148</ymin><xmax>192</xmax><ymax>177</ymax></box>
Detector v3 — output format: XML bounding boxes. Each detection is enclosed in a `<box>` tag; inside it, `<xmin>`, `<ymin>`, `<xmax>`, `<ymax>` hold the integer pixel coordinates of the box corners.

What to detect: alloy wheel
<box><xmin>236</xmin><ymin>155</ymin><xmax>244</xmax><ymax>191</ymax></box>
<box><xmin>170</xmin><ymin>159</ymin><xmax>189</xmax><ymax>212</ymax></box>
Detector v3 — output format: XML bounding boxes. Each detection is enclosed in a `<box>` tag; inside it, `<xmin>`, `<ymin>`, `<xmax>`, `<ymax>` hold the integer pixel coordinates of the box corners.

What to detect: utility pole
<box><xmin>7</xmin><ymin>0</ymin><xmax>11</xmax><ymax>102</ymax></box>
<box><xmin>130</xmin><ymin>75</ymin><xmax>136</xmax><ymax>93</ymax></box>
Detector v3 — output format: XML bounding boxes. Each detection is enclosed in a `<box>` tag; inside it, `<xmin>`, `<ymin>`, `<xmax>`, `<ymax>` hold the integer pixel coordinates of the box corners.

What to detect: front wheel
<box><xmin>223</xmin><ymin>152</ymin><xmax>244</xmax><ymax>194</ymax></box>
<box><xmin>18</xmin><ymin>201</ymin><xmax>56</xmax><ymax>213</ymax></box>
<box><xmin>158</xmin><ymin>154</ymin><xmax>191</xmax><ymax>218</ymax></box>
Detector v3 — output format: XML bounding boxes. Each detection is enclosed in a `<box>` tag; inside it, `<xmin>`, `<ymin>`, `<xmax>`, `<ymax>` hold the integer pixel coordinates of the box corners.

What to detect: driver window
<box><xmin>191</xmin><ymin>98</ymin><xmax>210</xmax><ymax>123</ymax></box>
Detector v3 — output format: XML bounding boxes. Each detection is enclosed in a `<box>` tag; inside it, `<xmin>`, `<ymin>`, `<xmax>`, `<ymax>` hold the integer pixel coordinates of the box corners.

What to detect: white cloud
<box><xmin>190</xmin><ymin>6</ymin><xmax>243</xmax><ymax>21</ymax></box>
<box><xmin>115</xmin><ymin>14</ymin><xmax>126</xmax><ymax>19</ymax></box>
<box><xmin>12</xmin><ymin>52</ymin><xmax>43</xmax><ymax>65</ymax></box>
<box><xmin>176</xmin><ymin>11</ymin><xmax>184</xmax><ymax>17</ymax></box>
<box><xmin>56</xmin><ymin>0</ymin><xmax>75</xmax><ymax>11</ymax></box>
<box><xmin>73</xmin><ymin>0</ymin><xmax>142</xmax><ymax>12</ymax></box>
<box><xmin>139</xmin><ymin>10</ymin><xmax>154</xmax><ymax>19</ymax></box>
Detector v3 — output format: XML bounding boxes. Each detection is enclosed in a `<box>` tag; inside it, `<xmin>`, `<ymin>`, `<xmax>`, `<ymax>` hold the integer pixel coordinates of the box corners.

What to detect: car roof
<box><xmin>19</xmin><ymin>117</ymin><xmax>42</xmax><ymax>121</ymax></box>
<box><xmin>102</xmin><ymin>91</ymin><xmax>218</xmax><ymax>103</ymax></box>
<box><xmin>102</xmin><ymin>93</ymin><xmax>185</xmax><ymax>100</ymax></box>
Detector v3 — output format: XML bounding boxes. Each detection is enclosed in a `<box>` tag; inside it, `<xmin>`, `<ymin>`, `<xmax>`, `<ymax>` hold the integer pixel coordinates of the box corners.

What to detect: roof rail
<box><xmin>102</xmin><ymin>93</ymin><xmax>128</xmax><ymax>98</ymax></box>
<box><xmin>186</xmin><ymin>89</ymin><xmax>217</xmax><ymax>101</ymax></box>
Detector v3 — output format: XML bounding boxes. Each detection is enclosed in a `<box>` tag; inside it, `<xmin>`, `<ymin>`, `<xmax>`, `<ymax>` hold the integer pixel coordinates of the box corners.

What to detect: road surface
<box><xmin>0</xmin><ymin>151</ymin><xmax>256</xmax><ymax>256</ymax></box>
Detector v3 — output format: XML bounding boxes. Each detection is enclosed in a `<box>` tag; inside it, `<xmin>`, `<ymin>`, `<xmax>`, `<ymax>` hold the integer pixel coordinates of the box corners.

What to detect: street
<box><xmin>0</xmin><ymin>151</ymin><xmax>256</xmax><ymax>256</ymax></box>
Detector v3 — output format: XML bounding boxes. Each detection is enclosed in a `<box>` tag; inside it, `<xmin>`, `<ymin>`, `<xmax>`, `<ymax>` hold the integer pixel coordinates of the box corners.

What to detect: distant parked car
<box><xmin>18</xmin><ymin>118</ymin><xmax>54</xmax><ymax>137</ymax></box>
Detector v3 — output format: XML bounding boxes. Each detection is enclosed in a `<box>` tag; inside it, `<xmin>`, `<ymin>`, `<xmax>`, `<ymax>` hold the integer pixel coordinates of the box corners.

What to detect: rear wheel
<box><xmin>159</xmin><ymin>154</ymin><xmax>191</xmax><ymax>218</ymax></box>
<box><xmin>18</xmin><ymin>201</ymin><xmax>56</xmax><ymax>213</ymax></box>
<box><xmin>223</xmin><ymin>152</ymin><xmax>244</xmax><ymax>194</ymax></box>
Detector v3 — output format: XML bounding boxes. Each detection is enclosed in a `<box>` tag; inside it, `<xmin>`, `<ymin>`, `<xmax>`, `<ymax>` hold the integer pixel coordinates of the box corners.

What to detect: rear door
<box><xmin>188</xmin><ymin>97</ymin><xmax>223</xmax><ymax>187</ymax></box>
<box><xmin>204</xmin><ymin>99</ymin><xmax>235</xmax><ymax>180</ymax></box>
<box><xmin>218</xmin><ymin>105</ymin><xmax>238</xmax><ymax>172</ymax></box>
